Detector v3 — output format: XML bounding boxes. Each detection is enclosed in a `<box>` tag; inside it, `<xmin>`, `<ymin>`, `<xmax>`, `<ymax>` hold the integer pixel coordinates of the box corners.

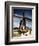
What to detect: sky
<box><xmin>12</xmin><ymin>9</ymin><xmax>32</xmax><ymax>29</ymax></box>
<box><xmin>14</xmin><ymin>9</ymin><xmax>32</xmax><ymax>19</ymax></box>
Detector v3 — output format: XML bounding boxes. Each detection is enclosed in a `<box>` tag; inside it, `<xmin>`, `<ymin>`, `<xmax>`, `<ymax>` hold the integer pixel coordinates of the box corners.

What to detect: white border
<box><xmin>9</xmin><ymin>5</ymin><xmax>36</xmax><ymax>42</ymax></box>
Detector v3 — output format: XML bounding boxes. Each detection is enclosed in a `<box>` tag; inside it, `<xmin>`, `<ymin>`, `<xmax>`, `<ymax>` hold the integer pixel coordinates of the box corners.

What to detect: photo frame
<box><xmin>5</xmin><ymin>1</ymin><xmax>38</xmax><ymax>45</ymax></box>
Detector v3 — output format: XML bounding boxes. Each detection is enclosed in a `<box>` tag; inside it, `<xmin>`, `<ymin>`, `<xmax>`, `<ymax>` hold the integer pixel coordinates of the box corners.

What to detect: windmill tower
<box><xmin>19</xmin><ymin>10</ymin><xmax>26</xmax><ymax>34</ymax></box>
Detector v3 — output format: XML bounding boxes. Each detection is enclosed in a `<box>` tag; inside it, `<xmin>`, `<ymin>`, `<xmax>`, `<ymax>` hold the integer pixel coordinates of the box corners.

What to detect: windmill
<box><xmin>19</xmin><ymin>10</ymin><xmax>32</xmax><ymax>35</ymax></box>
